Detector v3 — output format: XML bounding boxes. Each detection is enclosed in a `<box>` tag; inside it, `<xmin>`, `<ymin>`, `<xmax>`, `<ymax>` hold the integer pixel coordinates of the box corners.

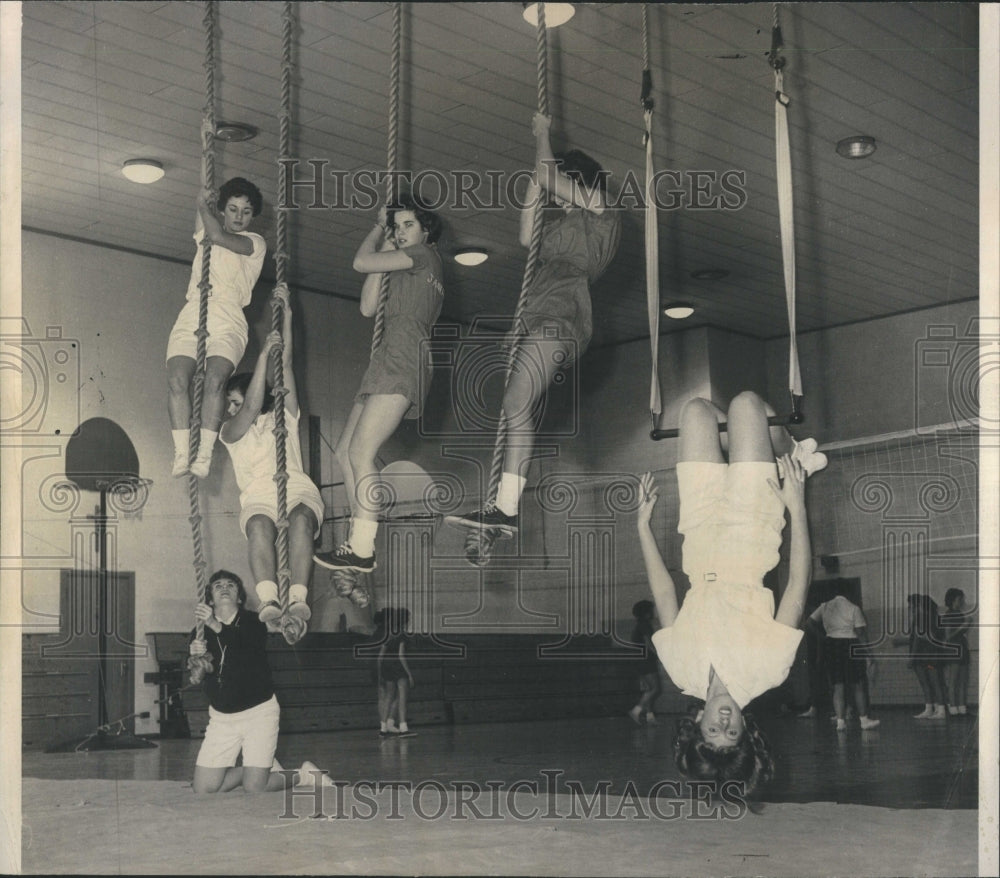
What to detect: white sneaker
<box><xmin>172</xmin><ymin>453</ymin><xmax>189</xmax><ymax>477</ymax></box>
<box><xmin>859</xmin><ymin>716</ymin><xmax>880</xmax><ymax>730</ymax></box>
<box><xmin>189</xmin><ymin>455</ymin><xmax>212</xmax><ymax>479</ymax></box>
<box><xmin>836</xmin><ymin>718</ymin><xmax>847</xmax><ymax>731</ymax></box>
<box><xmin>930</xmin><ymin>705</ymin><xmax>947</xmax><ymax>719</ymax></box>
<box><xmin>914</xmin><ymin>705</ymin><xmax>933</xmax><ymax>719</ymax></box>
<box><xmin>791</xmin><ymin>437</ymin><xmax>828</xmax><ymax>476</ymax></box>
<box><xmin>288</xmin><ymin>600</ymin><xmax>311</xmax><ymax>621</ymax></box>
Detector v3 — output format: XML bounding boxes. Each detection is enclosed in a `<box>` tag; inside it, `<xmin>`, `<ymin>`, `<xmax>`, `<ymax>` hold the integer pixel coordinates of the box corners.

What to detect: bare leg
<box><xmin>501</xmin><ymin>337</ymin><xmax>574</xmax><ymax>482</ymax></box>
<box><xmin>192</xmin><ymin>764</ymin><xmax>290</xmax><ymax>794</ymax></box>
<box><xmin>852</xmin><ymin>680</ymin><xmax>870</xmax><ymax>717</ymax></box>
<box><xmin>347</xmin><ymin>394</ymin><xmax>412</xmax><ymax>522</ymax></box>
<box><xmin>167</xmin><ymin>356</ymin><xmax>196</xmax><ymax>430</ymax></box>
<box><xmin>395</xmin><ymin>678</ymin><xmax>410</xmax><ymax>727</ymax></box>
<box><xmin>678</xmin><ymin>397</ymin><xmax>726</xmax><ymax>463</ymax></box>
<box><xmin>246</xmin><ymin>515</ymin><xmax>278</xmax><ymax>586</ymax></box>
<box><xmin>335</xmin><ymin>402</ymin><xmax>366</xmax><ymax>518</ymax></box>
<box><xmin>727</xmin><ymin>391</ymin><xmax>788</xmax><ymax>463</ymax></box>
<box><xmin>832</xmin><ymin>682</ymin><xmax>847</xmax><ymax>720</ymax></box>
<box><xmin>638</xmin><ymin>673</ymin><xmax>660</xmax><ymax>713</ymax></box>
<box><xmin>202</xmin><ymin>356</ymin><xmax>236</xmax><ymax>432</ymax></box>
<box><xmin>288</xmin><ymin>505</ymin><xmax>318</xmax><ymax>586</ymax></box>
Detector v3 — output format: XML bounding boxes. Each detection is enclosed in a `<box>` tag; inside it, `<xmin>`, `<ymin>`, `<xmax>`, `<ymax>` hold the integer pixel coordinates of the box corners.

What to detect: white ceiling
<box><xmin>20</xmin><ymin>2</ymin><xmax>979</xmax><ymax>346</ymax></box>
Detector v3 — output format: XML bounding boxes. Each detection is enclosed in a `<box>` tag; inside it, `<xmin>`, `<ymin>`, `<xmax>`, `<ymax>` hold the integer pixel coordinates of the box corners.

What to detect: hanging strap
<box><xmin>771</xmin><ymin>4</ymin><xmax>803</xmax><ymax>420</ymax></box>
<box><xmin>188</xmin><ymin>0</ymin><xmax>217</xmax><ymax>684</ymax></box>
<box><xmin>270</xmin><ymin>0</ymin><xmax>295</xmax><ymax>613</ymax></box>
<box><xmin>486</xmin><ymin>0</ymin><xmax>549</xmax><ymax>501</ymax></box>
<box><xmin>370</xmin><ymin>2</ymin><xmax>403</xmax><ymax>358</ymax></box>
<box><xmin>642</xmin><ymin>4</ymin><xmax>661</xmax><ymax>430</ymax></box>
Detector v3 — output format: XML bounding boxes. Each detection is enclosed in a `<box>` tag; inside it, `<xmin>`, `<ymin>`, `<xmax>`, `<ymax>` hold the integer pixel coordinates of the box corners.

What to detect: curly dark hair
<box><xmin>217</xmin><ymin>177</ymin><xmax>263</xmax><ymax>216</ymax></box>
<box><xmin>207</xmin><ymin>569</ymin><xmax>247</xmax><ymax>607</ymax></box>
<box><xmin>553</xmin><ymin>149</ymin><xmax>608</xmax><ymax>193</ymax></box>
<box><xmin>673</xmin><ymin>713</ymin><xmax>774</xmax><ymax>799</ymax></box>
<box><xmin>225</xmin><ymin>372</ymin><xmax>274</xmax><ymax>416</ymax></box>
<box><xmin>387</xmin><ymin>192</ymin><xmax>442</xmax><ymax>244</ymax></box>
<box><xmin>632</xmin><ymin>599</ymin><xmax>655</xmax><ymax>620</ymax></box>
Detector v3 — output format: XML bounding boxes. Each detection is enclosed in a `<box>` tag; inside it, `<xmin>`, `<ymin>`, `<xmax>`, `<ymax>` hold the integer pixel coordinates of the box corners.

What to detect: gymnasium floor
<box><xmin>20</xmin><ymin>708</ymin><xmax>978</xmax><ymax>875</ymax></box>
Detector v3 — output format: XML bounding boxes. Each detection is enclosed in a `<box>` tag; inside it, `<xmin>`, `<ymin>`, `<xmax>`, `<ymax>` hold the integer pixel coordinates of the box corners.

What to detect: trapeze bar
<box><xmin>650</xmin><ymin>411</ymin><xmax>803</xmax><ymax>442</ymax></box>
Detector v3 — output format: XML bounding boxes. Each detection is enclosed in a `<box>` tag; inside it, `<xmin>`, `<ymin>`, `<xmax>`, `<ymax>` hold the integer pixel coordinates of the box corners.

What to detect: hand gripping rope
<box><xmin>464</xmin><ymin>1</ymin><xmax>550</xmax><ymax>567</ymax></box>
<box><xmin>649</xmin><ymin>3</ymin><xmax>803</xmax><ymax>441</ymax></box>
<box><xmin>187</xmin><ymin>0</ymin><xmax>218</xmax><ymax>685</ymax></box>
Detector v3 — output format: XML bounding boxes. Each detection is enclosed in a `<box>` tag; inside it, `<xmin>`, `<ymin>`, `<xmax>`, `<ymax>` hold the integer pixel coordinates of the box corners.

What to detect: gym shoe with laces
<box><xmin>288</xmin><ymin>600</ymin><xmax>311</xmax><ymax>622</ymax></box>
<box><xmin>172</xmin><ymin>453</ymin><xmax>189</xmax><ymax>478</ymax></box>
<box><xmin>790</xmin><ymin>437</ymin><xmax>828</xmax><ymax>476</ymax></box>
<box><xmin>446</xmin><ymin>502</ymin><xmax>518</xmax><ymax>535</ymax></box>
<box><xmin>258</xmin><ymin>600</ymin><xmax>281</xmax><ymax>624</ymax></box>
<box><xmin>313</xmin><ymin>544</ymin><xmax>377</xmax><ymax>573</ymax></box>
<box><xmin>189</xmin><ymin>455</ymin><xmax>212</xmax><ymax>479</ymax></box>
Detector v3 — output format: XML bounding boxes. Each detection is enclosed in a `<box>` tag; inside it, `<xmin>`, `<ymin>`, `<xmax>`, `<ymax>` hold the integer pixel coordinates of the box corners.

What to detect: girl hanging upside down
<box><xmin>167</xmin><ymin>122</ymin><xmax>266</xmax><ymax>479</ymax></box>
<box><xmin>636</xmin><ymin>392</ymin><xmax>827</xmax><ymax>798</ymax></box>
<box><xmin>314</xmin><ymin>194</ymin><xmax>444</xmax><ymax>574</ymax></box>
<box><xmin>219</xmin><ymin>284</ymin><xmax>323</xmax><ymax>643</ymax></box>
<box><xmin>449</xmin><ymin>111</ymin><xmax>621</xmax><ymax>535</ymax></box>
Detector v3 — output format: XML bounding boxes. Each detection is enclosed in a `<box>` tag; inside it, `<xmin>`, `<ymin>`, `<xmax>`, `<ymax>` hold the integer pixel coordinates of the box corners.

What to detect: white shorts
<box><xmin>166</xmin><ymin>299</ymin><xmax>248</xmax><ymax>368</ymax></box>
<box><xmin>239</xmin><ymin>473</ymin><xmax>324</xmax><ymax>538</ymax></box>
<box><xmin>677</xmin><ymin>460</ymin><xmax>785</xmax><ymax>585</ymax></box>
<box><xmin>195</xmin><ymin>694</ymin><xmax>280</xmax><ymax>769</ymax></box>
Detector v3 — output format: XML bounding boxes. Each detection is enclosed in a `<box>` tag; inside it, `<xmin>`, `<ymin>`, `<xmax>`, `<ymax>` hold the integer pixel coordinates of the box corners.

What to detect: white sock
<box><xmin>398</xmin><ymin>722</ymin><xmax>409</xmax><ymax>732</ymax></box>
<box><xmin>289</xmin><ymin>583</ymin><xmax>308</xmax><ymax>604</ymax></box>
<box><xmin>256</xmin><ymin>580</ymin><xmax>279</xmax><ymax>605</ymax></box>
<box><xmin>386</xmin><ymin>718</ymin><xmax>399</xmax><ymax>731</ymax></box>
<box><xmin>350</xmin><ymin>518</ymin><xmax>378</xmax><ymax>558</ymax></box>
<box><xmin>380</xmin><ymin>721</ymin><xmax>389</xmax><ymax>732</ymax></box>
<box><xmin>495</xmin><ymin>472</ymin><xmax>527</xmax><ymax>516</ymax></box>
<box><xmin>197</xmin><ymin>429</ymin><xmax>218</xmax><ymax>459</ymax></box>
<box><xmin>172</xmin><ymin>429</ymin><xmax>189</xmax><ymax>456</ymax></box>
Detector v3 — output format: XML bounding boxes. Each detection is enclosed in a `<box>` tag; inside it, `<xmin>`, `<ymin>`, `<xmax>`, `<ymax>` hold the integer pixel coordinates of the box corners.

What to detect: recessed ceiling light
<box><xmin>664</xmin><ymin>303</ymin><xmax>694</xmax><ymax>319</ymax></box>
<box><xmin>689</xmin><ymin>268</ymin><xmax>729</xmax><ymax>281</ymax></box>
<box><xmin>836</xmin><ymin>135</ymin><xmax>877</xmax><ymax>159</ymax></box>
<box><xmin>522</xmin><ymin>3</ymin><xmax>576</xmax><ymax>27</ymax></box>
<box><xmin>121</xmin><ymin>159</ymin><xmax>164</xmax><ymax>184</ymax></box>
<box><xmin>215</xmin><ymin>122</ymin><xmax>258</xmax><ymax>143</ymax></box>
<box><xmin>454</xmin><ymin>247</ymin><xmax>489</xmax><ymax>266</ymax></box>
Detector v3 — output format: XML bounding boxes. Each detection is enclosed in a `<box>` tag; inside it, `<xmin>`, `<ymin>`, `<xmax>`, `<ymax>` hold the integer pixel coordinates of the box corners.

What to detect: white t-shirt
<box><xmin>810</xmin><ymin>595</ymin><xmax>866</xmax><ymax>639</ymax></box>
<box><xmin>652</xmin><ymin>581</ymin><xmax>803</xmax><ymax>708</ymax></box>
<box><xmin>222</xmin><ymin>406</ymin><xmax>309</xmax><ymax>495</ymax></box>
<box><xmin>185</xmin><ymin>228</ymin><xmax>266</xmax><ymax>309</ymax></box>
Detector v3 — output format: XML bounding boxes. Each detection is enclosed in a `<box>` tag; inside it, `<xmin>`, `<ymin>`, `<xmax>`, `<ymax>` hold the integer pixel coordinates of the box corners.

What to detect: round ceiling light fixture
<box><xmin>454</xmin><ymin>247</ymin><xmax>489</xmax><ymax>266</ymax></box>
<box><xmin>215</xmin><ymin>122</ymin><xmax>258</xmax><ymax>143</ymax></box>
<box><xmin>121</xmin><ymin>159</ymin><xmax>165</xmax><ymax>184</ymax></box>
<box><xmin>664</xmin><ymin>303</ymin><xmax>695</xmax><ymax>320</ymax></box>
<box><xmin>522</xmin><ymin>3</ymin><xmax>576</xmax><ymax>27</ymax></box>
<box><xmin>835</xmin><ymin>135</ymin><xmax>877</xmax><ymax>159</ymax></box>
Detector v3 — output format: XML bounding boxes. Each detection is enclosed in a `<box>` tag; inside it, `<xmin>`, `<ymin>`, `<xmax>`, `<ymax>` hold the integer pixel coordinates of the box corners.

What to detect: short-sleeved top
<box><xmin>358</xmin><ymin>242</ymin><xmax>444</xmax><ymax>418</ymax></box>
<box><xmin>190</xmin><ymin>608</ymin><xmax>274</xmax><ymax>714</ymax></box>
<box><xmin>184</xmin><ymin>228</ymin><xmax>267</xmax><ymax>316</ymax></box>
<box><xmin>221</xmin><ymin>406</ymin><xmax>312</xmax><ymax>500</ymax></box>
<box><xmin>520</xmin><ymin>207</ymin><xmax>621</xmax><ymax>351</ymax></box>
<box><xmin>810</xmin><ymin>596</ymin><xmax>866</xmax><ymax>639</ymax></box>
<box><xmin>652</xmin><ymin>581</ymin><xmax>803</xmax><ymax>708</ymax></box>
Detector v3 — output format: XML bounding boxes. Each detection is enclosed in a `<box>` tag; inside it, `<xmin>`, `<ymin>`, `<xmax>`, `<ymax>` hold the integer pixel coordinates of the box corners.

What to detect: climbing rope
<box><xmin>187</xmin><ymin>0</ymin><xmax>217</xmax><ymax>684</ymax></box>
<box><xmin>270</xmin><ymin>0</ymin><xmax>294</xmax><ymax>617</ymax></box>
<box><xmin>641</xmin><ymin>4</ymin><xmax>661</xmax><ymax>431</ymax></box>
<box><xmin>464</xmin><ymin>1</ymin><xmax>549</xmax><ymax>567</ymax></box>
<box><xmin>770</xmin><ymin>3</ymin><xmax>804</xmax><ymax>421</ymax></box>
<box><xmin>370</xmin><ymin>2</ymin><xmax>403</xmax><ymax>357</ymax></box>
<box><xmin>649</xmin><ymin>4</ymin><xmax>803</xmax><ymax>441</ymax></box>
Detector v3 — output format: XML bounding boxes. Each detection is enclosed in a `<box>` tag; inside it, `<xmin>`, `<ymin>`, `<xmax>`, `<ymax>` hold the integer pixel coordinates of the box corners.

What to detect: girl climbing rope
<box><xmin>448</xmin><ymin>111</ymin><xmax>621</xmax><ymax>536</ymax></box>
<box><xmin>219</xmin><ymin>284</ymin><xmax>323</xmax><ymax>644</ymax></box>
<box><xmin>314</xmin><ymin>196</ymin><xmax>444</xmax><ymax>574</ymax></box>
<box><xmin>166</xmin><ymin>128</ymin><xmax>266</xmax><ymax>479</ymax></box>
